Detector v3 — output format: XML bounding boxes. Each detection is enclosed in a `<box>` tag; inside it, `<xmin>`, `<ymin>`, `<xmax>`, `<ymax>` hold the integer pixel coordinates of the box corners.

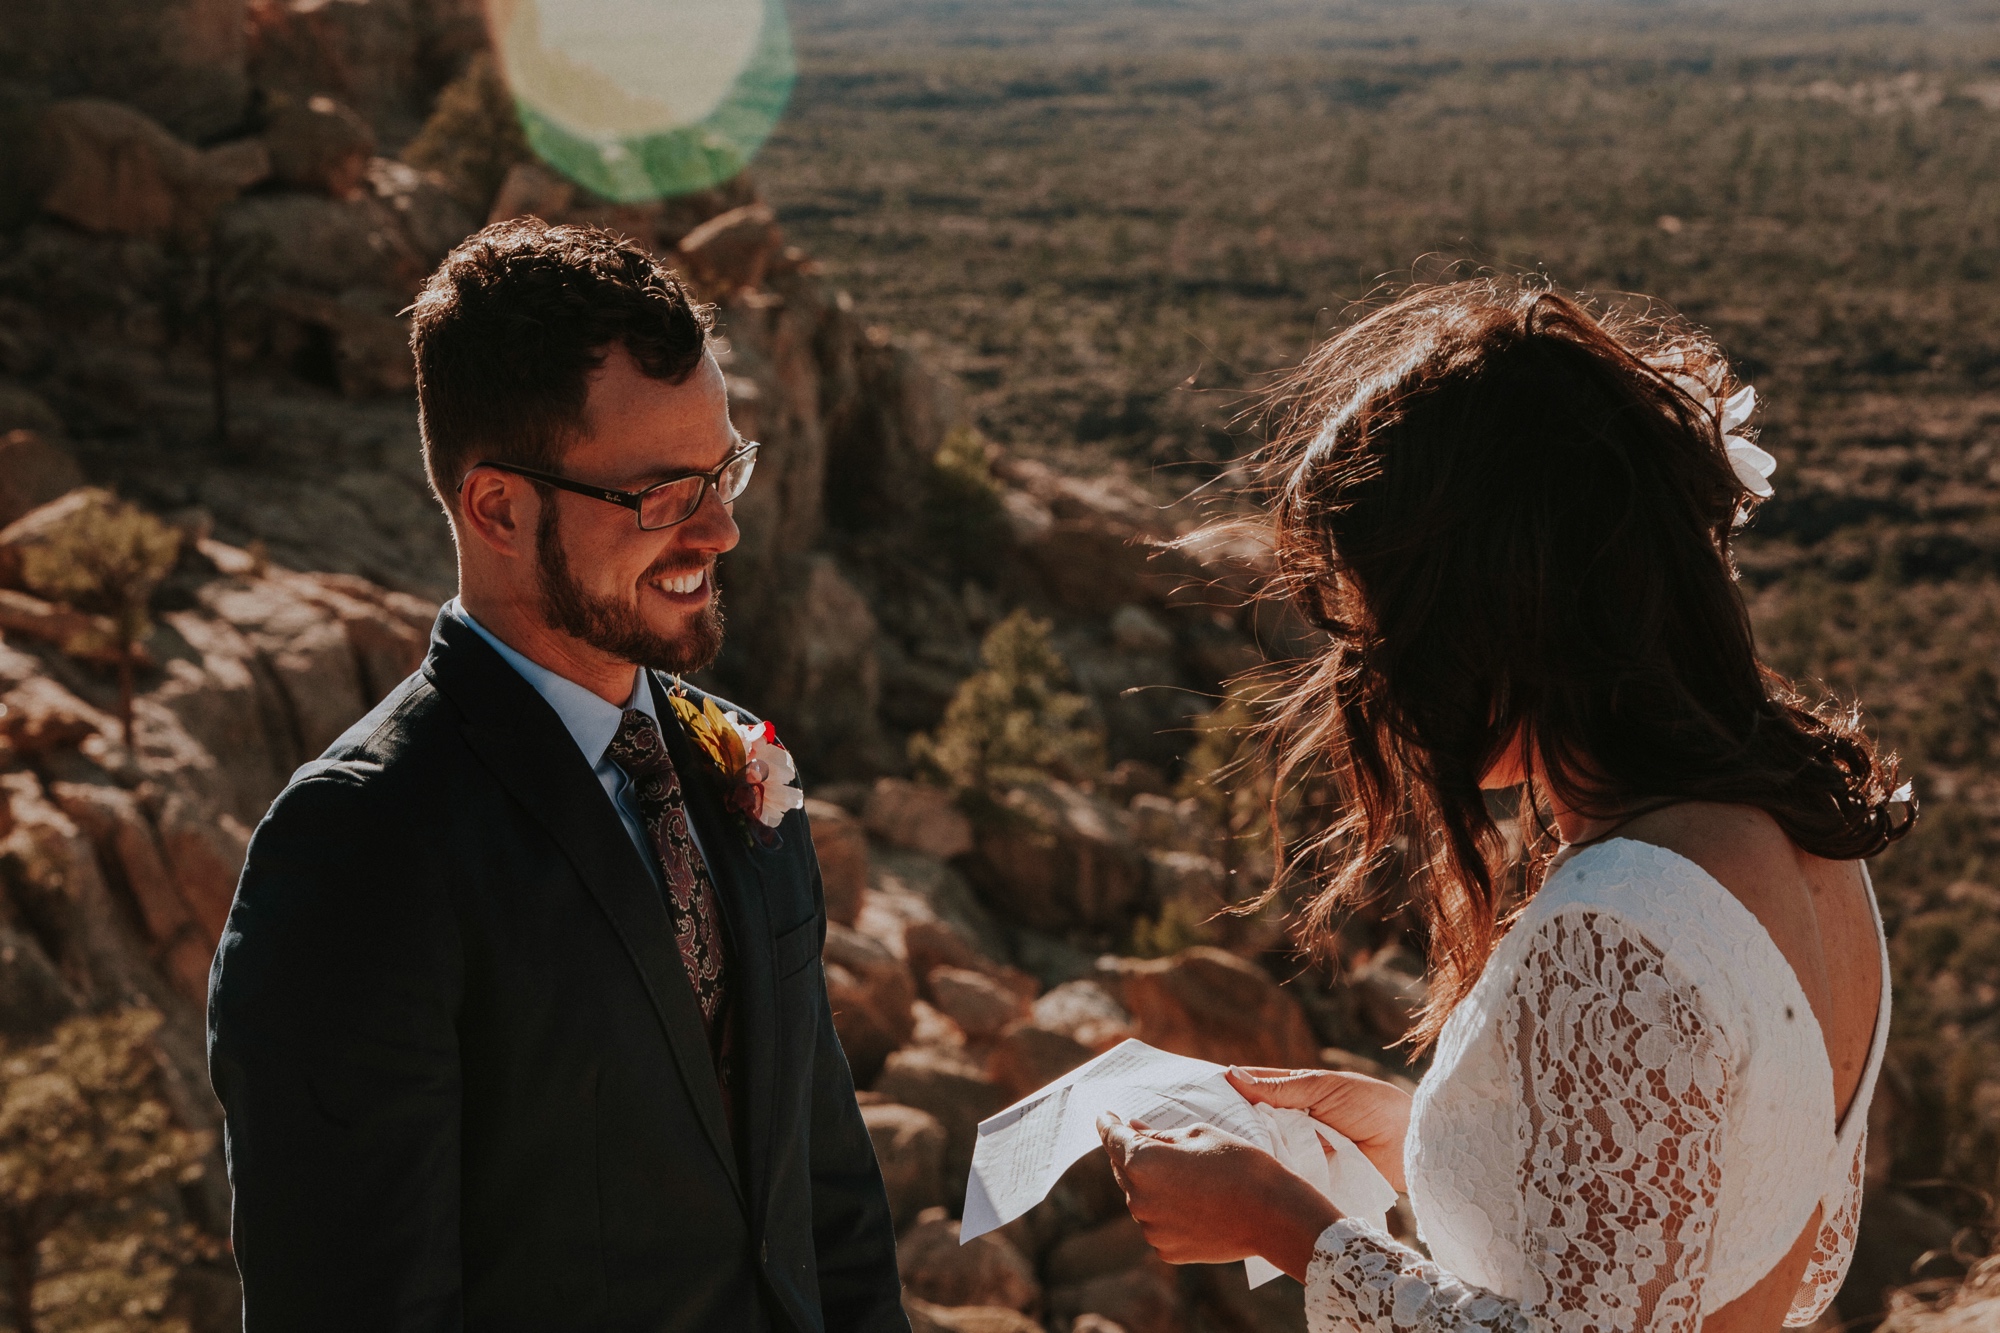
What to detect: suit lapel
<box><xmin>652</xmin><ymin>674</ymin><xmax>779</xmax><ymax>1220</ymax></box>
<box><xmin>423</xmin><ymin>618</ymin><xmax>744</xmax><ymax>1207</ymax></box>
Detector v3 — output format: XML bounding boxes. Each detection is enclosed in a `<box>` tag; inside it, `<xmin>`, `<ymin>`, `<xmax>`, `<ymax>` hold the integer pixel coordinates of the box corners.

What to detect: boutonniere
<box><xmin>664</xmin><ymin>681</ymin><xmax>804</xmax><ymax>847</ymax></box>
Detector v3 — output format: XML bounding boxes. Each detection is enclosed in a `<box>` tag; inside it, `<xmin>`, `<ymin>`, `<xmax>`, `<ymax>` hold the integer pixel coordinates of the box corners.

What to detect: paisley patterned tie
<box><xmin>605</xmin><ymin>708</ymin><xmax>729</xmax><ymax>1044</ymax></box>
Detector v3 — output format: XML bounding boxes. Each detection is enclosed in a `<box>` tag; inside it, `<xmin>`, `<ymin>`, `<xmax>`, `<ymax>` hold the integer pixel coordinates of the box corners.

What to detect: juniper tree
<box><xmin>912</xmin><ymin>609</ymin><xmax>1104</xmax><ymax>793</ymax></box>
<box><xmin>18</xmin><ymin>493</ymin><xmax>181</xmax><ymax>753</ymax></box>
<box><xmin>0</xmin><ymin>1009</ymin><xmax>210</xmax><ymax>1333</ymax></box>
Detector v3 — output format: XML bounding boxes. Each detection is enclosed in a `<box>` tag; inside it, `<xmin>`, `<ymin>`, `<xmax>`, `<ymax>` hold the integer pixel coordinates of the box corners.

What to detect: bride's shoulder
<box><xmin>1579</xmin><ymin>804</ymin><xmax>1836</xmax><ymax>999</ymax></box>
<box><xmin>1614</xmin><ymin>802</ymin><xmax>1810</xmax><ymax>910</ymax></box>
<box><xmin>1530</xmin><ymin>804</ymin><xmax>1814</xmax><ymax>956</ymax></box>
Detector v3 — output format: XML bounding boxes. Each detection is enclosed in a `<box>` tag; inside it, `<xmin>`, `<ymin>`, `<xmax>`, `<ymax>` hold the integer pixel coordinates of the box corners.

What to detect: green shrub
<box><xmin>19</xmin><ymin>492</ymin><xmax>181</xmax><ymax>751</ymax></box>
<box><xmin>1128</xmin><ymin>895</ymin><xmax>1218</xmax><ymax>959</ymax></box>
<box><xmin>923</xmin><ymin>425</ymin><xmax>1011</xmax><ymax>583</ymax></box>
<box><xmin>911</xmin><ymin>609</ymin><xmax>1104</xmax><ymax>792</ymax></box>
<box><xmin>0</xmin><ymin>1009</ymin><xmax>212</xmax><ymax>1333</ymax></box>
<box><xmin>402</xmin><ymin>53</ymin><xmax>532</xmax><ymax>213</ymax></box>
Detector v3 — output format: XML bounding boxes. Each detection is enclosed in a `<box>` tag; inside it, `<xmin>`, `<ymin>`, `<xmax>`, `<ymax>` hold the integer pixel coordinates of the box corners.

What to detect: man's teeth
<box><xmin>657</xmin><ymin>570</ymin><xmax>704</xmax><ymax>595</ymax></box>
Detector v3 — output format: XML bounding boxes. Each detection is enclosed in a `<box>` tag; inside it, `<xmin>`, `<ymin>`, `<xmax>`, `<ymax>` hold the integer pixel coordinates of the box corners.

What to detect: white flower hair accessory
<box><xmin>1715</xmin><ymin>384</ymin><xmax>1774</xmax><ymax>499</ymax></box>
<box><xmin>1662</xmin><ymin>369</ymin><xmax>1775</xmax><ymax>508</ymax></box>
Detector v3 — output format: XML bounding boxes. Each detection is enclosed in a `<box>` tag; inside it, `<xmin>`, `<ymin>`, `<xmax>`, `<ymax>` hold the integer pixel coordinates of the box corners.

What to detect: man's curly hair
<box><xmin>408</xmin><ymin>217</ymin><xmax>713</xmax><ymax>510</ymax></box>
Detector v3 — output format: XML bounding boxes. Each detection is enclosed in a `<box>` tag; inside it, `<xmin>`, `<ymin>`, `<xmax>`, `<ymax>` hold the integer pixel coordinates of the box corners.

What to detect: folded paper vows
<box><xmin>960</xmin><ymin>1039</ymin><xmax>1398</xmax><ymax>1287</ymax></box>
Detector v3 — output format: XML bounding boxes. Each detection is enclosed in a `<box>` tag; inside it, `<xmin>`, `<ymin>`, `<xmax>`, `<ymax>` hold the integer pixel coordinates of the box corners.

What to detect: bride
<box><xmin>1096</xmin><ymin>280</ymin><xmax>1910</xmax><ymax>1333</ymax></box>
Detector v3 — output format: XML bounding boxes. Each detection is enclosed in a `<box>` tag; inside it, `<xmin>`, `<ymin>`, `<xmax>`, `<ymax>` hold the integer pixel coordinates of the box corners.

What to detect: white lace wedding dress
<box><xmin>1305</xmin><ymin>838</ymin><xmax>1890</xmax><ymax>1333</ymax></box>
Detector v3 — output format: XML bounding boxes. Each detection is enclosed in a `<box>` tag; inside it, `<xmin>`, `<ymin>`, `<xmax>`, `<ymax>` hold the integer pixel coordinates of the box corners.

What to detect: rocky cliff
<box><xmin>0</xmin><ymin>2</ymin><xmax>1953</xmax><ymax>1330</ymax></box>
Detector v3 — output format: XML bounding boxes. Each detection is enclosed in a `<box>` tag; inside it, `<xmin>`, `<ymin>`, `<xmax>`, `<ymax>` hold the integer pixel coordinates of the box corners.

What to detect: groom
<box><xmin>207</xmin><ymin>218</ymin><xmax>907</xmax><ymax>1331</ymax></box>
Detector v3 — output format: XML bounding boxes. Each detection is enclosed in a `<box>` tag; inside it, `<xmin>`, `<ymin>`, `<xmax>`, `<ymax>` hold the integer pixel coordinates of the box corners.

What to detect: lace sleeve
<box><xmin>1305</xmin><ymin>910</ymin><xmax>1730</xmax><ymax>1333</ymax></box>
<box><xmin>1785</xmin><ymin>1130</ymin><xmax>1865</xmax><ymax>1327</ymax></box>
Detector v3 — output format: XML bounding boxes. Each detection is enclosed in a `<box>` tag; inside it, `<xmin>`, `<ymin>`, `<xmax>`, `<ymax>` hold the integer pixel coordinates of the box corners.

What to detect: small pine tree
<box><xmin>18</xmin><ymin>492</ymin><xmax>182</xmax><ymax>752</ymax></box>
<box><xmin>0</xmin><ymin>1009</ymin><xmax>211</xmax><ymax>1333</ymax></box>
<box><xmin>912</xmin><ymin>610</ymin><xmax>1105</xmax><ymax>793</ymax></box>
<box><xmin>402</xmin><ymin>53</ymin><xmax>534</xmax><ymax>212</ymax></box>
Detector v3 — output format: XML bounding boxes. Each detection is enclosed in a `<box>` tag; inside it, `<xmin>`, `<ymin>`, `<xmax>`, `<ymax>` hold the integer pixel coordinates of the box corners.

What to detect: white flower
<box><xmin>726</xmin><ymin>711</ymin><xmax>805</xmax><ymax>828</ymax></box>
<box><xmin>1719</xmin><ymin>385</ymin><xmax>1774</xmax><ymax>498</ymax></box>
<box><xmin>1669</xmin><ymin>373</ymin><xmax>1774</xmax><ymax>505</ymax></box>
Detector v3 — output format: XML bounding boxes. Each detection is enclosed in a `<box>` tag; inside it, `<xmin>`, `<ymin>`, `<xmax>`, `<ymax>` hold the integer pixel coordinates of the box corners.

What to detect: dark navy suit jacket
<box><xmin>208</xmin><ymin>611</ymin><xmax>907</xmax><ymax>1332</ymax></box>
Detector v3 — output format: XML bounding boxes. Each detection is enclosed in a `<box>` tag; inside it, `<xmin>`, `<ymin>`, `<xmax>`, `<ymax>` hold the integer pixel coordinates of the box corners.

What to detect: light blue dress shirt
<box><xmin>450</xmin><ymin>599</ymin><xmax>709</xmax><ymax>887</ymax></box>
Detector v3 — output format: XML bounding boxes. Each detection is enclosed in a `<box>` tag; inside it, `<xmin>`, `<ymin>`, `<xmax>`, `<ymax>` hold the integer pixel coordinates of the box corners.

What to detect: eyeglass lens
<box><xmin>636</xmin><ymin>449</ymin><xmax>758</xmax><ymax>530</ymax></box>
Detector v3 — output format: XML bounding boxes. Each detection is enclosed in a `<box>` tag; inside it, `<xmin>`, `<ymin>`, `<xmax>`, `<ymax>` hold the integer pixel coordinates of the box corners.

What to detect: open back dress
<box><xmin>1305</xmin><ymin>838</ymin><xmax>1891</xmax><ymax>1333</ymax></box>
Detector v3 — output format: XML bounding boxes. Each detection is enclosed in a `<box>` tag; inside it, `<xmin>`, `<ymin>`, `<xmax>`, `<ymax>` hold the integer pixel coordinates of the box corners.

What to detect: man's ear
<box><xmin>458</xmin><ymin>467</ymin><xmax>540</xmax><ymax>561</ymax></box>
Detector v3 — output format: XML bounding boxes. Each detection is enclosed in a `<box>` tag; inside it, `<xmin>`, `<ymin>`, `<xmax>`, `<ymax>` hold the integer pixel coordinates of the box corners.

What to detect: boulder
<box><xmin>986</xmin><ymin>1021</ymin><xmax>1093</xmax><ymax>1102</ymax></box>
<box><xmin>908</xmin><ymin>998</ymin><xmax>969</xmax><ymax>1055</ymax></box>
<box><xmin>864</xmin><ymin>777</ymin><xmax>974</xmax><ymax>860</ymax></box>
<box><xmin>265</xmin><ymin>290</ymin><xmax>415</xmax><ymax>398</ymax></box>
<box><xmin>905</xmin><ymin>918</ymin><xmax>1034</xmax><ymax>1001</ymax></box>
<box><xmin>926</xmin><ymin>965</ymin><xmax>1029</xmax><ymax>1041</ymax></box>
<box><xmin>992</xmin><ymin>456</ymin><xmax>1199</xmax><ymax>617</ymax></box>
<box><xmin>1031</xmin><ymin>979</ymin><xmax>1136</xmax><ymax>1053</ymax></box>
<box><xmin>1188</xmin><ymin>1260</ymin><xmax>1309</xmax><ymax>1333</ymax></box>
<box><xmin>677</xmin><ymin>202</ymin><xmax>784</xmax><ymax>297</ymax></box>
<box><xmin>49</xmin><ymin>780</ymin><xmax>210</xmax><ymax>1000</ymax></box>
<box><xmin>487</xmin><ymin>160</ymin><xmax>575</xmax><ymax>225</ymax></box>
<box><xmin>866</xmin><ymin>846</ymin><xmax>1013</xmax><ymax>968</ymax></box>
<box><xmin>1126</xmin><ymin>794</ymin><xmax>1206</xmax><ymax>857</ymax></box>
<box><xmin>153</xmin><ymin>789</ymin><xmax>251</xmax><ymax>941</ymax></box>
<box><xmin>35</xmin><ymin>99</ymin><xmax>268</xmax><ymax>242</ymax></box>
<box><xmin>0</xmin><ymin>676</ymin><xmax>111</xmax><ymax>762</ymax></box>
<box><xmin>0</xmin><ymin>923</ymin><xmax>82</xmax><ymax>1040</ymax></box>
<box><xmin>897</xmin><ymin>1207</ymin><xmax>1040</xmax><ymax>1314</ymax></box>
<box><xmin>0</xmin><ymin>431</ymin><xmax>84</xmax><ymax>529</ymax></box>
<box><xmin>967</xmin><ymin>780</ymin><xmax>1147</xmax><ymax>933</ymax></box>
<box><xmin>1146</xmin><ymin>850</ymin><xmax>1229</xmax><ymax>917</ymax></box>
<box><xmin>200</xmin><ymin>573</ymin><xmax>376</xmax><ymax>759</ymax></box>
<box><xmin>903</xmin><ymin>1297</ymin><xmax>1042</xmax><ymax>1333</ymax></box>
<box><xmin>264</xmin><ymin>94</ymin><xmax>377</xmax><ymax>197</ymax></box>
<box><xmin>1109</xmin><ymin>604</ymin><xmax>1176</xmax><ymax>655</ymax></box>
<box><xmin>1048</xmin><ymin>1255</ymin><xmax>1186</xmax><ymax>1333</ymax></box>
<box><xmin>365</xmin><ymin>157</ymin><xmax>477</xmax><ymax>265</ymax></box>
<box><xmin>6</xmin><ymin>0</ymin><xmax>251</xmax><ymax>140</ymax></box>
<box><xmin>747</xmin><ymin>556</ymin><xmax>884</xmax><ymax>780</ymax></box>
<box><xmin>822</xmin><ymin>922</ymin><xmax>915</xmax><ymax>1087</ymax></box>
<box><xmin>1879</xmin><ymin>1254</ymin><xmax>2000</xmax><ymax>1332</ymax></box>
<box><xmin>217</xmin><ymin>191</ymin><xmax>422</xmax><ymax>295</ymax></box>
<box><xmin>1841</xmin><ymin>1188</ymin><xmax>1963</xmax><ymax>1326</ymax></box>
<box><xmin>859</xmin><ymin>1101</ymin><xmax>947</xmax><ymax>1229</ymax></box>
<box><xmin>1102</xmin><ymin>948</ymin><xmax>1320</xmax><ymax>1069</ymax></box>
<box><xmin>286</xmin><ymin>570</ymin><xmax>432</xmax><ymax>701</ymax></box>
<box><xmin>0</xmin><ymin>590</ymin><xmax>122</xmax><ymax>666</ymax></box>
<box><xmin>805</xmin><ymin>798</ymin><xmax>868</xmax><ymax>927</ymax></box>
<box><xmin>1349</xmin><ymin>947</ymin><xmax>1429</xmax><ymax>1048</ymax></box>
<box><xmin>0</xmin><ymin>386</ymin><xmax>63</xmax><ymax>439</ymax></box>
<box><xmin>873</xmin><ymin>1048</ymin><xmax>1007</xmax><ymax>1207</ymax></box>
<box><xmin>1045</xmin><ymin>1214</ymin><xmax>1151</xmax><ymax>1287</ymax></box>
<box><xmin>247</xmin><ymin>0</ymin><xmax>427</xmax><ymax>141</ymax></box>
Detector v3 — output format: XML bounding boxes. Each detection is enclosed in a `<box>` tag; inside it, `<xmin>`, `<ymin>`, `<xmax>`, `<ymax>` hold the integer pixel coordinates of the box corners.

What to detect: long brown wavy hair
<box><xmin>1256</xmin><ymin>278</ymin><xmax>1911</xmax><ymax>1051</ymax></box>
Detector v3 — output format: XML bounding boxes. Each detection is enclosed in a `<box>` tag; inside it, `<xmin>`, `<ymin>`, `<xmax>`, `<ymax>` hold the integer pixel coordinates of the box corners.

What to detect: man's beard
<box><xmin>535</xmin><ymin>501</ymin><xmax>725</xmax><ymax>675</ymax></box>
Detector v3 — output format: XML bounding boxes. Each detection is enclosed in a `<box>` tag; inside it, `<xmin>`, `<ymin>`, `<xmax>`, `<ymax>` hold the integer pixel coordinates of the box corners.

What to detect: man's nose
<box><xmin>677</xmin><ymin>483</ymin><xmax>740</xmax><ymax>555</ymax></box>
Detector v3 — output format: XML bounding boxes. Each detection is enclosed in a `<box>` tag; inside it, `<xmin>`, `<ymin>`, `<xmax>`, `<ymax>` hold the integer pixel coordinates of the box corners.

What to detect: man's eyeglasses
<box><xmin>471</xmin><ymin>442</ymin><xmax>759</xmax><ymax>531</ymax></box>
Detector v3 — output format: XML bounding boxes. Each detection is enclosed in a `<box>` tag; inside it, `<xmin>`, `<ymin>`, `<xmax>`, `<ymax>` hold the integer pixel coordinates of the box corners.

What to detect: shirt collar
<box><xmin>449</xmin><ymin>599</ymin><xmax>660</xmax><ymax>769</ymax></box>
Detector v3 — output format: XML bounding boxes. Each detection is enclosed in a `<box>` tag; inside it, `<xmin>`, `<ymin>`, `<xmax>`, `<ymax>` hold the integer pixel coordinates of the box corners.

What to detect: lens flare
<box><xmin>488</xmin><ymin>0</ymin><xmax>795</xmax><ymax>201</ymax></box>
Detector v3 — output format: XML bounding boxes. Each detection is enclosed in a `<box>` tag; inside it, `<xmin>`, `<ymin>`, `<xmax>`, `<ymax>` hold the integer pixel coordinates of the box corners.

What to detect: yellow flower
<box><xmin>666</xmin><ymin>689</ymin><xmax>749</xmax><ymax>777</ymax></box>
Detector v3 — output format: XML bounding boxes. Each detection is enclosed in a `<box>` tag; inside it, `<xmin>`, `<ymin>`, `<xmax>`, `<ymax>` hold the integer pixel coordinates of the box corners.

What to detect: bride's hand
<box><xmin>1226</xmin><ymin>1066</ymin><xmax>1413</xmax><ymax>1193</ymax></box>
<box><xmin>1095</xmin><ymin>1111</ymin><xmax>1336</xmax><ymax>1282</ymax></box>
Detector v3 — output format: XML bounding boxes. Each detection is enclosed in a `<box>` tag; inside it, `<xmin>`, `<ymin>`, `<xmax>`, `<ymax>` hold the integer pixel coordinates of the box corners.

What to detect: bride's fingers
<box><xmin>1227</xmin><ymin>1065</ymin><xmax>1336</xmax><ymax>1108</ymax></box>
<box><xmin>1097</xmin><ymin>1112</ymin><xmax>1139</xmax><ymax>1191</ymax></box>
